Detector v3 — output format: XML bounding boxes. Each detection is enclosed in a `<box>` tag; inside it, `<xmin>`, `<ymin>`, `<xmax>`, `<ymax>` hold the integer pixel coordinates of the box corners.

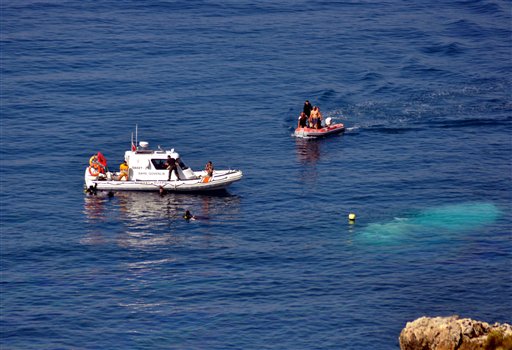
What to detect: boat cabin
<box><xmin>124</xmin><ymin>142</ymin><xmax>196</xmax><ymax>181</ymax></box>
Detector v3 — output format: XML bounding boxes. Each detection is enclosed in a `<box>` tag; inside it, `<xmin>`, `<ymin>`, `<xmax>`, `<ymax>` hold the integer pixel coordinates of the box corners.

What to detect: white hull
<box><xmin>85</xmin><ymin>169</ymin><xmax>242</xmax><ymax>192</ymax></box>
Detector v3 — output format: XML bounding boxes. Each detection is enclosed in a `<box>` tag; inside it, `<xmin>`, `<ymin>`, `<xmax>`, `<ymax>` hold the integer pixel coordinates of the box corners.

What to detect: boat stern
<box><xmin>84</xmin><ymin>167</ymin><xmax>97</xmax><ymax>190</ymax></box>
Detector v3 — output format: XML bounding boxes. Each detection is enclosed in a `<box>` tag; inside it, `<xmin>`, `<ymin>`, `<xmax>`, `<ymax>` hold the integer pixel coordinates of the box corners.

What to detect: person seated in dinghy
<box><xmin>297</xmin><ymin>112</ymin><xmax>308</xmax><ymax>128</ymax></box>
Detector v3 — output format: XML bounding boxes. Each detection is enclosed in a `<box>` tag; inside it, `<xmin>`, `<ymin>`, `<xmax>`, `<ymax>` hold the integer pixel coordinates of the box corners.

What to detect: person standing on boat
<box><xmin>309</xmin><ymin>106</ymin><xmax>319</xmax><ymax>128</ymax></box>
<box><xmin>303</xmin><ymin>100</ymin><xmax>313</xmax><ymax>118</ymax></box>
<box><xmin>309</xmin><ymin>106</ymin><xmax>323</xmax><ymax>129</ymax></box>
<box><xmin>165</xmin><ymin>155</ymin><xmax>180</xmax><ymax>181</ymax></box>
<box><xmin>315</xmin><ymin>106</ymin><xmax>323</xmax><ymax>128</ymax></box>
<box><xmin>298</xmin><ymin>112</ymin><xmax>308</xmax><ymax>128</ymax></box>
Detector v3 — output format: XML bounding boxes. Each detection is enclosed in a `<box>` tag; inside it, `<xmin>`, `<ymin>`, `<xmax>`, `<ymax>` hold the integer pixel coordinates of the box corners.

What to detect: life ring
<box><xmin>88</xmin><ymin>164</ymin><xmax>102</xmax><ymax>176</ymax></box>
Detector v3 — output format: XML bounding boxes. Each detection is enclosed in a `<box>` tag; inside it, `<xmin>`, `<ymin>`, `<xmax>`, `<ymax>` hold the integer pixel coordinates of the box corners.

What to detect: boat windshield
<box><xmin>151</xmin><ymin>159</ymin><xmax>167</xmax><ymax>170</ymax></box>
<box><xmin>178</xmin><ymin>159</ymin><xmax>188</xmax><ymax>169</ymax></box>
<box><xmin>151</xmin><ymin>158</ymin><xmax>189</xmax><ymax>170</ymax></box>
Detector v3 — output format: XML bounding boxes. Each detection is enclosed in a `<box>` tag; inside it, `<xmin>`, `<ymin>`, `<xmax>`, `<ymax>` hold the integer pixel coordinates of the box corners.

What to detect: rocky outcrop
<box><xmin>399</xmin><ymin>316</ymin><xmax>512</xmax><ymax>350</ymax></box>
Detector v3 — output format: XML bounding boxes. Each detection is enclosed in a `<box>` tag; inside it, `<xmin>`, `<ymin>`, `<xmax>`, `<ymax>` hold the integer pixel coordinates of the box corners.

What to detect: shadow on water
<box><xmin>355</xmin><ymin>202</ymin><xmax>501</xmax><ymax>246</ymax></box>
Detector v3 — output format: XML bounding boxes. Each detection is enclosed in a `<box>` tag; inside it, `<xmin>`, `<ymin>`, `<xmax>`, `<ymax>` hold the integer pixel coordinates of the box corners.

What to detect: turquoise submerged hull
<box><xmin>357</xmin><ymin>202</ymin><xmax>501</xmax><ymax>245</ymax></box>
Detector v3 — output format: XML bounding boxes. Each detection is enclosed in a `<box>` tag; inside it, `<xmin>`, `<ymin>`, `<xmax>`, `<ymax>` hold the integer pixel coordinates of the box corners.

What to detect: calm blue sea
<box><xmin>1</xmin><ymin>1</ymin><xmax>511</xmax><ymax>349</ymax></box>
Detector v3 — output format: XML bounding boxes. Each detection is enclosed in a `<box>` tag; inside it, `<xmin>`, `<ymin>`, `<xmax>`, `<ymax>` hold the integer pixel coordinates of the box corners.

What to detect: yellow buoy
<box><xmin>348</xmin><ymin>213</ymin><xmax>356</xmax><ymax>222</ymax></box>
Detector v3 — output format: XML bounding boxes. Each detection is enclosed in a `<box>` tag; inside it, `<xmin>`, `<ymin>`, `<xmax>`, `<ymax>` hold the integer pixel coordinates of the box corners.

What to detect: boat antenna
<box><xmin>135</xmin><ymin>124</ymin><xmax>138</xmax><ymax>146</ymax></box>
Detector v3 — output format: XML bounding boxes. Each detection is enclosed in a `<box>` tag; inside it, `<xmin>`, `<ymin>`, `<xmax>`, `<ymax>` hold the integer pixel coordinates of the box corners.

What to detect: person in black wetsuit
<box><xmin>303</xmin><ymin>100</ymin><xmax>313</xmax><ymax>118</ymax></box>
<box><xmin>165</xmin><ymin>155</ymin><xmax>180</xmax><ymax>181</ymax></box>
<box><xmin>298</xmin><ymin>112</ymin><xmax>308</xmax><ymax>128</ymax></box>
<box><xmin>183</xmin><ymin>210</ymin><xmax>196</xmax><ymax>221</ymax></box>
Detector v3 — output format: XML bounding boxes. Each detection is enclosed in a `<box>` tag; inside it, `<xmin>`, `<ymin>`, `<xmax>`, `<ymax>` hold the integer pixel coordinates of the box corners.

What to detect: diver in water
<box><xmin>183</xmin><ymin>210</ymin><xmax>196</xmax><ymax>221</ymax></box>
<box><xmin>85</xmin><ymin>183</ymin><xmax>98</xmax><ymax>195</ymax></box>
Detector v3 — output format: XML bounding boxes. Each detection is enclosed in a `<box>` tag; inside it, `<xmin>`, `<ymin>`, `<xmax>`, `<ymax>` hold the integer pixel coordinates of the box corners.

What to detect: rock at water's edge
<box><xmin>399</xmin><ymin>316</ymin><xmax>512</xmax><ymax>350</ymax></box>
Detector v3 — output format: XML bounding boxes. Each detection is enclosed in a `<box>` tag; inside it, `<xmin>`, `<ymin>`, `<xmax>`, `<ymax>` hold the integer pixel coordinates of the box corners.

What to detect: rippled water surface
<box><xmin>1</xmin><ymin>1</ymin><xmax>511</xmax><ymax>349</ymax></box>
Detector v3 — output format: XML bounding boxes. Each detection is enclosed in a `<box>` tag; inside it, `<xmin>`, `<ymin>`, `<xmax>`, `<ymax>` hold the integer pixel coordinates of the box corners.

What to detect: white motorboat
<box><xmin>84</xmin><ymin>140</ymin><xmax>243</xmax><ymax>193</ymax></box>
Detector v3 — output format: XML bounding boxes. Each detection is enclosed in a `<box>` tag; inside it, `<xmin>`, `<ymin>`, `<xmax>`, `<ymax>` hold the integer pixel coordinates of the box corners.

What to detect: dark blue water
<box><xmin>1</xmin><ymin>1</ymin><xmax>511</xmax><ymax>349</ymax></box>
